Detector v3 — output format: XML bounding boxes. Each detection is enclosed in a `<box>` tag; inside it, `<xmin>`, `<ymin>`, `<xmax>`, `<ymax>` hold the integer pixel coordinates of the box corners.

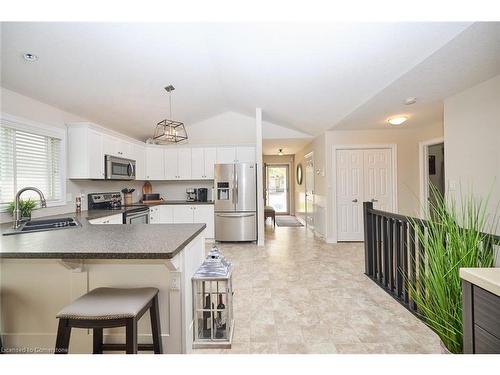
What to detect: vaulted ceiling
<box><xmin>2</xmin><ymin>22</ymin><xmax>496</xmax><ymax>140</ymax></box>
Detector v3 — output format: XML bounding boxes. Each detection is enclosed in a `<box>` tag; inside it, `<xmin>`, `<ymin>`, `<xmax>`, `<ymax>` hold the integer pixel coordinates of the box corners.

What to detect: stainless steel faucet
<box><xmin>13</xmin><ymin>187</ymin><xmax>47</xmax><ymax>229</ymax></box>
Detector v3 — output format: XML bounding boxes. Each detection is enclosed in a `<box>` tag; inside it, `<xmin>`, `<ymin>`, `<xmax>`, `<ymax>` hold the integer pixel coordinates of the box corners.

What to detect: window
<box><xmin>0</xmin><ymin>115</ymin><xmax>65</xmax><ymax>210</ymax></box>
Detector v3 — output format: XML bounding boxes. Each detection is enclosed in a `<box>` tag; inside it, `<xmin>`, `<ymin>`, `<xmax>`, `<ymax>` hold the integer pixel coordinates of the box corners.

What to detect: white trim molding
<box><xmin>331</xmin><ymin>143</ymin><xmax>398</xmax><ymax>243</ymax></box>
<box><xmin>418</xmin><ymin>137</ymin><xmax>444</xmax><ymax>218</ymax></box>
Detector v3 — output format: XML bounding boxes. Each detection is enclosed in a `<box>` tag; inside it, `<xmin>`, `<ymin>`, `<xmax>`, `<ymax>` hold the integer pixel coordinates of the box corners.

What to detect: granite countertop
<box><xmin>0</xmin><ymin>211</ymin><xmax>206</xmax><ymax>260</ymax></box>
<box><xmin>460</xmin><ymin>268</ymin><xmax>500</xmax><ymax>297</ymax></box>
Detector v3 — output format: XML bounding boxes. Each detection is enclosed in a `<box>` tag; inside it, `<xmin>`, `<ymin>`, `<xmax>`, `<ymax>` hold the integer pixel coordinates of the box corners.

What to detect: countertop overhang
<box><xmin>0</xmin><ymin>211</ymin><xmax>206</xmax><ymax>260</ymax></box>
<box><xmin>460</xmin><ymin>267</ymin><xmax>500</xmax><ymax>297</ymax></box>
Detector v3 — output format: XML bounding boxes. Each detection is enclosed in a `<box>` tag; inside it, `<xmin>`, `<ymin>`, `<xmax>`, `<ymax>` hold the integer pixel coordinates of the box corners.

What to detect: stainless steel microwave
<box><xmin>105</xmin><ymin>155</ymin><xmax>136</xmax><ymax>180</ymax></box>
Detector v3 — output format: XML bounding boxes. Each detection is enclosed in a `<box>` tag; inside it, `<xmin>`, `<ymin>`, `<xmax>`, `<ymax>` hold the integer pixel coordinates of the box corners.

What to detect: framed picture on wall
<box><xmin>428</xmin><ymin>155</ymin><xmax>436</xmax><ymax>175</ymax></box>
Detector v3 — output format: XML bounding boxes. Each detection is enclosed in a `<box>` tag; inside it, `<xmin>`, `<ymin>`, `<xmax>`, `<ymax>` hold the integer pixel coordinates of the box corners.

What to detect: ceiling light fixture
<box><xmin>278</xmin><ymin>149</ymin><xmax>284</xmax><ymax>156</ymax></box>
<box><xmin>405</xmin><ymin>97</ymin><xmax>417</xmax><ymax>105</ymax></box>
<box><xmin>387</xmin><ymin>116</ymin><xmax>408</xmax><ymax>126</ymax></box>
<box><xmin>151</xmin><ymin>85</ymin><xmax>188</xmax><ymax>144</ymax></box>
<box><xmin>23</xmin><ymin>53</ymin><xmax>38</xmax><ymax>62</ymax></box>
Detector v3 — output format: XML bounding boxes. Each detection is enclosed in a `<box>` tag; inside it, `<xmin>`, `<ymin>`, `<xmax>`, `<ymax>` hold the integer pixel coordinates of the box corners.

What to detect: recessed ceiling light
<box><xmin>405</xmin><ymin>97</ymin><xmax>417</xmax><ymax>105</ymax></box>
<box><xmin>23</xmin><ymin>53</ymin><xmax>39</xmax><ymax>62</ymax></box>
<box><xmin>388</xmin><ymin>116</ymin><xmax>408</xmax><ymax>126</ymax></box>
<box><xmin>278</xmin><ymin>148</ymin><xmax>284</xmax><ymax>156</ymax></box>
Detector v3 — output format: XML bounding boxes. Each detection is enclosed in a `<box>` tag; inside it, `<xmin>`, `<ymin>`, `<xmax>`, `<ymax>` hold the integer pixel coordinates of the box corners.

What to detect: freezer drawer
<box><xmin>215</xmin><ymin>212</ymin><xmax>256</xmax><ymax>241</ymax></box>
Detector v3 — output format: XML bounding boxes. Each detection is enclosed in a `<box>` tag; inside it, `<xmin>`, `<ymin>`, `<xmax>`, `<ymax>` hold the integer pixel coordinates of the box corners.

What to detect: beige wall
<box><xmin>263</xmin><ymin>154</ymin><xmax>295</xmax><ymax>214</ymax></box>
<box><xmin>325</xmin><ymin>123</ymin><xmax>443</xmax><ymax>240</ymax></box>
<box><xmin>444</xmin><ymin>74</ymin><xmax>500</xmax><ymax>235</ymax></box>
<box><xmin>294</xmin><ymin>134</ymin><xmax>327</xmax><ymax>236</ymax></box>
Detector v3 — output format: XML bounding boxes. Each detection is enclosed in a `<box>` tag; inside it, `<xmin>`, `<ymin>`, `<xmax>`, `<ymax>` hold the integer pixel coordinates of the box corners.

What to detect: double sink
<box><xmin>3</xmin><ymin>217</ymin><xmax>80</xmax><ymax>236</ymax></box>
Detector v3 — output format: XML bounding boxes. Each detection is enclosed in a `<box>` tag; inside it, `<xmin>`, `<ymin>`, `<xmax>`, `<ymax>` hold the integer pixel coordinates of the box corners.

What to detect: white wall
<box><xmin>444</xmin><ymin>74</ymin><xmax>500</xmax><ymax>236</ymax></box>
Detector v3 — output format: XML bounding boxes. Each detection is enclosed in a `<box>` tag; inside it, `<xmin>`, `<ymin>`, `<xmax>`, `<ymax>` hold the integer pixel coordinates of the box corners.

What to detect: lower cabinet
<box><xmin>88</xmin><ymin>213</ymin><xmax>123</xmax><ymax>225</ymax></box>
<box><xmin>149</xmin><ymin>204</ymin><xmax>214</xmax><ymax>238</ymax></box>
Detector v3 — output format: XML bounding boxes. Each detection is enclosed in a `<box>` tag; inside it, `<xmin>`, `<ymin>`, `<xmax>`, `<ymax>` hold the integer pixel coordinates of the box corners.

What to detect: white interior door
<box><xmin>336</xmin><ymin>150</ymin><xmax>364</xmax><ymax>241</ymax></box>
<box><xmin>363</xmin><ymin>149</ymin><xmax>393</xmax><ymax>212</ymax></box>
<box><xmin>336</xmin><ymin>147</ymin><xmax>394</xmax><ymax>241</ymax></box>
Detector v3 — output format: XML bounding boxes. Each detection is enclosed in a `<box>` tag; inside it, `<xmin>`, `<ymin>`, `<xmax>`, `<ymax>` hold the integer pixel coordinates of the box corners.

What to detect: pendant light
<box><xmin>151</xmin><ymin>85</ymin><xmax>188</xmax><ymax>144</ymax></box>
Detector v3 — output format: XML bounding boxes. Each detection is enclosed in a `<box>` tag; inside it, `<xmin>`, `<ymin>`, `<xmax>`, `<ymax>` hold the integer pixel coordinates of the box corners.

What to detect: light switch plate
<box><xmin>170</xmin><ymin>272</ymin><xmax>181</xmax><ymax>290</ymax></box>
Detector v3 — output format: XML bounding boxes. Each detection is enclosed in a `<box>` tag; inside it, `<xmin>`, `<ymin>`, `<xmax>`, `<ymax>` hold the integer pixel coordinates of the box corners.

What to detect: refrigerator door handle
<box><xmin>216</xmin><ymin>213</ymin><xmax>255</xmax><ymax>218</ymax></box>
<box><xmin>234</xmin><ymin>165</ymin><xmax>238</xmax><ymax>207</ymax></box>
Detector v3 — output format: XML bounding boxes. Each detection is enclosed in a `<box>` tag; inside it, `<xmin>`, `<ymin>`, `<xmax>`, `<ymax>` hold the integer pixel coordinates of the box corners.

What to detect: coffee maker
<box><xmin>186</xmin><ymin>188</ymin><xmax>196</xmax><ymax>202</ymax></box>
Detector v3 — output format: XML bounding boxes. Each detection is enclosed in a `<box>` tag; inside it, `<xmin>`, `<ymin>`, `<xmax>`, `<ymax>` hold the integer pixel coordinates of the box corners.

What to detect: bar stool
<box><xmin>55</xmin><ymin>287</ymin><xmax>163</xmax><ymax>354</ymax></box>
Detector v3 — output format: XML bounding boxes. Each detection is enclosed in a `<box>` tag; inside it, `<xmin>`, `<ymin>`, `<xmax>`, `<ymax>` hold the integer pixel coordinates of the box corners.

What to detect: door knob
<box><xmin>352</xmin><ymin>199</ymin><xmax>358</xmax><ymax>203</ymax></box>
<box><xmin>371</xmin><ymin>198</ymin><xmax>378</xmax><ymax>203</ymax></box>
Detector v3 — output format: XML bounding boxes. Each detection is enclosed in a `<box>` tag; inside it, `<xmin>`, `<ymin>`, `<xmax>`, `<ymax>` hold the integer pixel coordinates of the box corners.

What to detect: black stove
<box><xmin>88</xmin><ymin>192</ymin><xmax>122</xmax><ymax>210</ymax></box>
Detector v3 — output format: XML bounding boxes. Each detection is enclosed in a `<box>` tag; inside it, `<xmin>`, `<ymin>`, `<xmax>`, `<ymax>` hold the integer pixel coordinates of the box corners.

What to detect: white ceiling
<box><xmin>0</xmin><ymin>22</ymin><xmax>473</xmax><ymax>140</ymax></box>
<box><xmin>333</xmin><ymin>22</ymin><xmax>500</xmax><ymax>130</ymax></box>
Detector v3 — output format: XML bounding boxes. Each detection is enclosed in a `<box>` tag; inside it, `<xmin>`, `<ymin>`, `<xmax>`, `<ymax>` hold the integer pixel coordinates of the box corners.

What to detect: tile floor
<box><xmin>195</xmin><ymin>224</ymin><xmax>441</xmax><ymax>354</ymax></box>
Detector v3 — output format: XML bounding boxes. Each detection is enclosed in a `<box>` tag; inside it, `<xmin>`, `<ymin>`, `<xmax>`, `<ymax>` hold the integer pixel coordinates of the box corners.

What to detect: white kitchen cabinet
<box><xmin>193</xmin><ymin>205</ymin><xmax>214</xmax><ymax>238</ymax></box>
<box><xmin>103</xmin><ymin>136</ymin><xmax>133</xmax><ymax>159</ymax></box>
<box><xmin>164</xmin><ymin>148</ymin><xmax>192</xmax><ymax>180</ymax></box>
<box><xmin>236</xmin><ymin>146</ymin><xmax>255</xmax><ymax>163</ymax></box>
<box><xmin>203</xmin><ymin>148</ymin><xmax>217</xmax><ymax>179</ymax></box>
<box><xmin>173</xmin><ymin>205</ymin><xmax>194</xmax><ymax>223</ymax></box>
<box><xmin>164</xmin><ymin>148</ymin><xmax>178</xmax><ymax>180</ymax></box>
<box><xmin>216</xmin><ymin>147</ymin><xmax>237</xmax><ymax>164</ymax></box>
<box><xmin>191</xmin><ymin>147</ymin><xmax>216</xmax><ymax>179</ymax></box>
<box><xmin>67</xmin><ymin>125</ymin><xmax>104</xmax><ymax>179</ymax></box>
<box><xmin>177</xmin><ymin>148</ymin><xmax>192</xmax><ymax>179</ymax></box>
<box><xmin>216</xmin><ymin>146</ymin><xmax>255</xmax><ymax>164</ymax></box>
<box><xmin>149</xmin><ymin>206</ymin><xmax>160</xmax><ymax>223</ymax></box>
<box><xmin>159</xmin><ymin>205</ymin><xmax>174</xmax><ymax>223</ymax></box>
<box><xmin>88</xmin><ymin>213</ymin><xmax>123</xmax><ymax>225</ymax></box>
<box><xmin>146</xmin><ymin>147</ymin><xmax>165</xmax><ymax>180</ymax></box>
<box><xmin>132</xmin><ymin>143</ymin><xmax>146</xmax><ymax>180</ymax></box>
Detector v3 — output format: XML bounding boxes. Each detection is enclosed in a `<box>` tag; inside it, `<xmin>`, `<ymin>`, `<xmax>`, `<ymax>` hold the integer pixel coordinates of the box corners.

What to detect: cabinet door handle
<box><xmin>371</xmin><ymin>198</ymin><xmax>378</xmax><ymax>203</ymax></box>
<box><xmin>352</xmin><ymin>199</ymin><xmax>358</xmax><ymax>203</ymax></box>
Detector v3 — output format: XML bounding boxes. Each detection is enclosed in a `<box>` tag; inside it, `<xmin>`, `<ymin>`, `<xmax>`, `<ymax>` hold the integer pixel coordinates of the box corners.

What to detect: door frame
<box><xmin>264</xmin><ymin>163</ymin><xmax>291</xmax><ymax>215</ymax></box>
<box><xmin>418</xmin><ymin>137</ymin><xmax>444</xmax><ymax>218</ymax></box>
<box><xmin>303</xmin><ymin>151</ymin><xmax>315</xmax><ymax>230</ymax></box>
<box><xmin>331</xmin><ymin>144</ymin><xmax>398</xmax><ymax>243</ymax></box>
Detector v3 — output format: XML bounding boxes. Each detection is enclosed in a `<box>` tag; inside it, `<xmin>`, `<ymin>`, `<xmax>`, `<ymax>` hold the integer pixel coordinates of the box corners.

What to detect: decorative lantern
<box><xmin>192</xmin><ymin>246</ymin><xmax>233</xmax><ymax>348</ymax></box>
<box><xmin>150</xmin><ymin>85</ymin><xmax>188</xmax><ymax>144</ymax></box>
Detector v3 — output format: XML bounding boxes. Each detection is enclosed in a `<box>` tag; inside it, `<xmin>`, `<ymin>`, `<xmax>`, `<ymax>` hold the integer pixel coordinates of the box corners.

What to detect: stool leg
<box><xmin>125</xmin><ymin>318</ymin><xmax>138</xmax><ymax>354</ymax></box>
<box><xmin>149</xmin><ymin>294</ymin><xmax>163</xmax><ymax>354</ymax></box>
<box><xmin>93</xmin><ymin>328</ymin><xmax>103</xmax><ymax>354</ymax></box>
<box><xmin>55</xmin><ymin>319</ymin><xmax>71</xmax><ymax>354</ymax></box>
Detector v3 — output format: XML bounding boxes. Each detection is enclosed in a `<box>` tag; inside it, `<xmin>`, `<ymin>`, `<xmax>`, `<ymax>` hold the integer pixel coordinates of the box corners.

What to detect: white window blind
<box><xmin>0</xmin><ymin>125</ymin><xmax>63</xmax><ymax>207</ymax></box>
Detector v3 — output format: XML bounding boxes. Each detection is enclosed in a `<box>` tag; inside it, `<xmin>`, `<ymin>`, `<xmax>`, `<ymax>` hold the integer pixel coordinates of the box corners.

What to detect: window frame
<box><xmin>0</xmin><ymin>112</ymin><xmax>67</xmax><ymax>212</ymax></box>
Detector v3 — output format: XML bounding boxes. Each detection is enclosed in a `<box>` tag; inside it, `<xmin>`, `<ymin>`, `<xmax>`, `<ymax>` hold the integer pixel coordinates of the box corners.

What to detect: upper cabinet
<box><xmin>67</xmin><ymin>125</ymin><xmax>104</xmax><ymax>179</ymax></box>
<box><xmin>145</xmin><ymin>147</ymin><xmax>165</xmax><ymax>180</ymax></box>
<box><xmin>103</xmin><ymin>135</ymin><xmax>133</xmax><ymax>159</ymax></box>
<box><xmin>216</xmin><ymin>146</ymin><xmax>255</xmax><ymax>164</ymax></box>
<box><xmin>132</xmin><ymin>143</ymin><xmax>146</xmax><ymax>180</ymax></box>
<box><xmin>192</xmin><ymin>147</ymin><xmax>217</xmax><ymax>179</ymax></box>
<box><xmin>164</xmin><ymin>148</ymin><xmax>192</xmax><ymax>180</ymax></box>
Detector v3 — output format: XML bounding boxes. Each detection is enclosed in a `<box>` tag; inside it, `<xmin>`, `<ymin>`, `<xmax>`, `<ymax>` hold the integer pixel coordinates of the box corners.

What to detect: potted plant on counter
<box><xmin>7</xmin><ymin>198</ymin><xmax>38</xmax><ymax>221</ymax></box>
<box><xmin>408</xmin><ymin>186</ymin><xmax>498</xmax><ymax>354</ymax></box>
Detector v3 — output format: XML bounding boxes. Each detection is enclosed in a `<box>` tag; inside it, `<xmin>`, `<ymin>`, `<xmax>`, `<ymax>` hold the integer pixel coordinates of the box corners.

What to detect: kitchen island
<box><xmin>0</xmin><ymin>211</ymin><xmax>206</xmax><ymax>354</ymax></box>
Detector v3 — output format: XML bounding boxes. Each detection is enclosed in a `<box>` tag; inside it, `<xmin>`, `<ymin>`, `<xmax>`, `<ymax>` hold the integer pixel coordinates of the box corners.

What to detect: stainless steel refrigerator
<box><xmin>214</xmin><ymin>163</ymin><xmax>257</xmax><ymax>241</ymax></box>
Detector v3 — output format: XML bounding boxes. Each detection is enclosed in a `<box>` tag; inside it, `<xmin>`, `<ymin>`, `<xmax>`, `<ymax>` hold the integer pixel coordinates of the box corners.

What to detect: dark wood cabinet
<box><xmin>462</xmin><ymin>280</ymin><xmax>500</xmax><ymax>354</ymax></box>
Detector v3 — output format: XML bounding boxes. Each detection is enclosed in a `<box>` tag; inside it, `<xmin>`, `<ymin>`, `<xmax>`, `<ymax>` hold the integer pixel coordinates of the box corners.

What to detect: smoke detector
<box><xmin>405</xmin><ymin>97</ymin><xmax>417</xmax><ymax>105</ymax></box>
<box><xmin>23</xmin><ymin>53</ymin><xmax>39</xmax><ymax>62</ymax></box>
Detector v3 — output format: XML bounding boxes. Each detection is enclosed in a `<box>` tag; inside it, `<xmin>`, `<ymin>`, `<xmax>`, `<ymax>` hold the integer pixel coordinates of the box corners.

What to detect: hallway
<box><xmin>197</xmin><ymin>226</ymin><xmax>442</xmax><ymax>353</ymax></box>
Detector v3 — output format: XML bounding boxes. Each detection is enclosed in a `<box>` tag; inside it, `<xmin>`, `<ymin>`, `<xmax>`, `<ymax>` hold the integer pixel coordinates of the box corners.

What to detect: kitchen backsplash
<box><xmin>0</xmin><ymin>179</ymin><xmax>215</xmax><ymax>223</ymax></box>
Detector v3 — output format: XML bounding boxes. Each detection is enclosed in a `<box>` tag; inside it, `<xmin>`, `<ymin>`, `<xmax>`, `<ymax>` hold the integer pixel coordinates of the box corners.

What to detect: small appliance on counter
<box><xmin>196</xmin><ymin>188</ymin><xmax>208</xmax><ymax>202</ymax></box>
<box><xmin>141</xmin><ymin>181</ymin><xmax>163</xmax><ymax>203</ymax></box>
<box><xmin>88</xmin><ymin>192</ymin><xmax>122</xmax><ymax>210</ymax></box>
<box><xmin>186</xmin><ymin>188</ymin><xmax>196</xmax><ymax>202</ymax></box>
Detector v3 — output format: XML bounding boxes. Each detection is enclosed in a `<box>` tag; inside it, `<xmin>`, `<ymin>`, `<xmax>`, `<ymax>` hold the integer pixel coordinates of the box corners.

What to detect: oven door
<box><xmin>124</xmin><ymin>208</ymin><xmax>149</xmax><ymax>224</ymax></box>
<box><xmin>105</xmin><ymin>155</ymin><xmax>136</xmax><ymax>180</ymax></box>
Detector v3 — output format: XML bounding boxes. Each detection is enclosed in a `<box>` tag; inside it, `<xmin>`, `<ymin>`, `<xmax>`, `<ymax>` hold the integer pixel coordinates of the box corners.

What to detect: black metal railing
<box><xmin>363</xmin><ymin>201</ymin><xmax>500</xmax><ymax>314</ymax></box>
